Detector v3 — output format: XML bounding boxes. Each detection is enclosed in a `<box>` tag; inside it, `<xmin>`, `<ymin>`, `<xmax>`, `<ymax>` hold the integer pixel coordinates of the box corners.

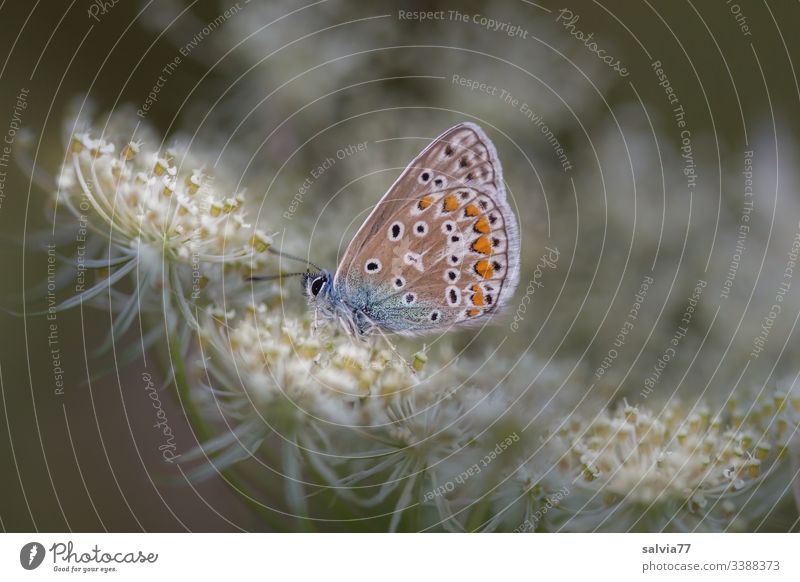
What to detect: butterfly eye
<box><xmin>310</xmin><ymin>277</ymin><xmax>325</xmax><ymax>296</ymax></box>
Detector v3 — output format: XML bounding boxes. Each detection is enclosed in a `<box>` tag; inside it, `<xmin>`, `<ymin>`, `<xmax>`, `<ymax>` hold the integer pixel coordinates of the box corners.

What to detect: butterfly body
<box><xmin>303</xmin><ymin>268</ymin><xmax>445</xmax><ymax>336</ymax></box>
<box><xmin>304</xmin><ymin>122</ymin><xmax>520</xmax><ymax>337</ymax></box>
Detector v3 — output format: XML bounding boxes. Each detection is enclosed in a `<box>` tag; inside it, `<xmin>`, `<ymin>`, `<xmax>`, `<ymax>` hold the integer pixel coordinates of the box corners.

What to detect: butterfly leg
<box><xmin>310</xmin><ymin>308</ymin><xmax>323</xmax><ymax>335</ymax></box>
<box><xmin>369</xmin><ymin>320</ymin><xmax>416</xmax><ymax>375</ymax></box>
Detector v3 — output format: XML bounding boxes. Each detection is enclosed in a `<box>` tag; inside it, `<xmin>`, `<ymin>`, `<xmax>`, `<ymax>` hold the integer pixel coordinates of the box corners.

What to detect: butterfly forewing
<box><xmin>335</xmin><ymin>123</ymin><xmax>520</xmax><ymax>335</ymax></box>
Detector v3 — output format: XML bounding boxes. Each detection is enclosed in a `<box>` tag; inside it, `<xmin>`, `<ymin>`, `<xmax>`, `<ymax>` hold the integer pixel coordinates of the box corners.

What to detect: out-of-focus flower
<box><xmin>549</xmin><ymin>397</ymin><xmax>797</xmax><ymax>532</ymax></box>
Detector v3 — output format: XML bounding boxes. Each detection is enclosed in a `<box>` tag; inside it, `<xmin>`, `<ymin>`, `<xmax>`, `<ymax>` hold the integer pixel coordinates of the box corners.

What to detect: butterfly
<box><xmin>268</xmin><ymin>123</ymin><xmax>520</xmax><ymax>337</ymax></box>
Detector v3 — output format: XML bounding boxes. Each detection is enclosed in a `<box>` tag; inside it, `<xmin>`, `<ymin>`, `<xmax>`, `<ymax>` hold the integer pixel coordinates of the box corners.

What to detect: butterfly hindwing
<box><xmin>334</xmin><ymin>123</ymin><xmax>520</xmax><ymax>335</ymax></box>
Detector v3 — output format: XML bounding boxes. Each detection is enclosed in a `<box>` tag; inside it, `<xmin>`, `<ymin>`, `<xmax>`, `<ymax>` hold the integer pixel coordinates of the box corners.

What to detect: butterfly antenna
<box><xmin>267</xmin><ymin>247</ymin><xmax>321</xmax><ymax>271</ymax></box>
<box><xmin>246</xmin><ymin>272</ymin><xmax>306</xmax><ymax>282</ymax></box>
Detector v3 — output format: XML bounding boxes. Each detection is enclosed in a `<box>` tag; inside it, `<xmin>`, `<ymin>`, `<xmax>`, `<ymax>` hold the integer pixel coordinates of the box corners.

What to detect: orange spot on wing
<box><xmin>471</xmin><ymin>235</ymin><xmax>492</xmax><ymax>255</ymax></box>
<box><xmin>466</xmin><ymin>308</ymin><xmax>481</xmax><ymax>317</ymax></box>
<box><xmin>464</xmin><ymin>203</ymin><xmax>480</xmax><ymax>217</ymax></box>
<box><xmin>443</xmin><ymin>194</ymin><xmax>459</xmax><ymax>212</ymax></box>
<box><xmin>418</xmin><ymin>195</ymin><xmax>433</xmax><ymax>210</ymax></box>
<box><xmin>475</xmin><ymin>259</ymin><xmax>494</xmax><ymax>279</ymax></box>
<box><xmin>474</xmin><ymin>216</ymin><xmax>491</xmax><ymax>233</ymax></box>
<box><xmin>471</xmin><ymin>285</ymin><xmax>486</xmax><ymax>306</ymax></box>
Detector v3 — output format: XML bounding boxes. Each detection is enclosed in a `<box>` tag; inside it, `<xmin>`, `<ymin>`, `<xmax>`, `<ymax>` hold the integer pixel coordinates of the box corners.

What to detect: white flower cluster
<box><xmin>189</xmin><ymin>302</ymin><xmax>799</xmax><ymax>532</ymax></box>
<box><xmin>544</xmin><ymin>397</ymin><xmax>798</xmax><ymax>532</ymax></box>
<box><xmin>53</xmin><ymin>131</ymin><xmax>275</xmax><ymax>323</ymax></box>
<box><xmin>196</xmin><ymin>304</ymin><xmax>429</xmax><ymax>424</ymax></box>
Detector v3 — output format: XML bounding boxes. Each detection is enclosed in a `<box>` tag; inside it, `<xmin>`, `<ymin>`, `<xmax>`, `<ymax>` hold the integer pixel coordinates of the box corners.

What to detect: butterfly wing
<box><xmin>334</xmin><ymin>122</ymin><xmax>520</xmax><ymax>335</ymax></box>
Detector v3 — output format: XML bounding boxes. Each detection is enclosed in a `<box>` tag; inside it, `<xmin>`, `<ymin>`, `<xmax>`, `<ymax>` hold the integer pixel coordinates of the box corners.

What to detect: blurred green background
<box><xmin>1</xmin><ymin>0</ymin><xmax>799</xmax><ymax>531</ymax></box>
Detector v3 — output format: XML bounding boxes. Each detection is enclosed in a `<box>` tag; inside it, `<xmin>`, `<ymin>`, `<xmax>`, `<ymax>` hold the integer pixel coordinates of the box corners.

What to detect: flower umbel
<box><xmin>53</xmin><ymin>131</ymin><xmax>275</xmax><ymax>324</ymax></box>
<box><xmin>550</xmin><ymin>398</ymin><xmax>796</xmax><ymax>532</ymax></box>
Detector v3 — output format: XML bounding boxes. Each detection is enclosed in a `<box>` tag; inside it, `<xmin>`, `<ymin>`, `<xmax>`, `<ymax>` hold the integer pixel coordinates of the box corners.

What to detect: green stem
<box><xmin>161</xmin><ymin>326</ymin><xmax>287</xmax><ymax>531</ymax></box>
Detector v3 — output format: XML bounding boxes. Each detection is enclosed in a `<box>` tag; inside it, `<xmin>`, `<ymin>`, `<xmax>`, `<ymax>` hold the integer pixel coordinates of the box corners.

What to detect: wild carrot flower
<box><xmin>550</xmin><ymin>397</ymin><xmax>797</xmax><ymax>532</ymax></box>
<box><xmin>53</xmin><ymin>131</ymin><xmax>274</xmax><ymax>326</ymax></box>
